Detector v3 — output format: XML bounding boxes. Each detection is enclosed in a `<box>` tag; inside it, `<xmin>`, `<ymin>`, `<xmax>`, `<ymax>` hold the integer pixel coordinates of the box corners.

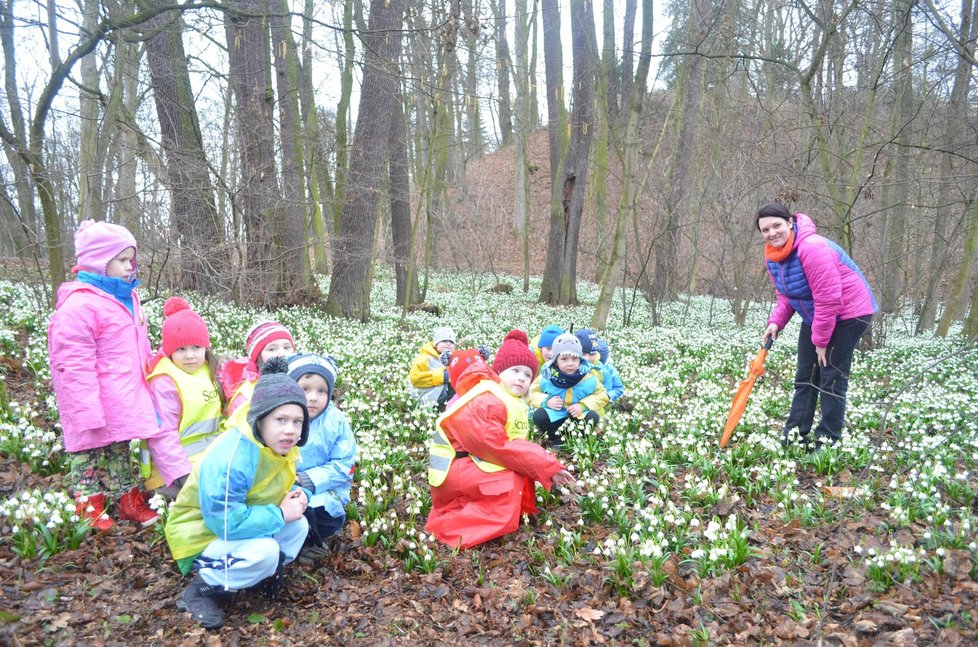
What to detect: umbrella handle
<box><xmin>763</xmin><ymin>337</ymin><xmax>774</xmax><ymax>351</ymax></box>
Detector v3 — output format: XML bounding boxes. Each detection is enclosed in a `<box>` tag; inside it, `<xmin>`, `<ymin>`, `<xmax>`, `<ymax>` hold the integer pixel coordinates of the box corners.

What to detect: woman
<box><xmin>757</xmin><ymin>202</ymin><xmax>877</xmax><ymax>448</ymax></box>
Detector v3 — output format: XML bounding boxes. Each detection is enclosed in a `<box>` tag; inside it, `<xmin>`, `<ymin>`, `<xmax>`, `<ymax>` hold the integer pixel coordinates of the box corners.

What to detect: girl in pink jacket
<box><xmin>48</xmin><ymin>220</ymin><xmax>188</xmax><ymax>530</ymax></box>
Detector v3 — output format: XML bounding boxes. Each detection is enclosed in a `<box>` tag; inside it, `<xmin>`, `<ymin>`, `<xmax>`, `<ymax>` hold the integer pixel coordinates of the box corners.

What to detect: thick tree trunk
<box><xmin>145</xmin><ymin>4</ymin><xmax>227</xmax><ymax>295</ymax></box>
<box><xmin>325</xmin><ymin>0</ymin><xmax>405</xmax><ymax>320</ymax></box>
<box><xmin>513</xmin><ymin>0</ymin><xmax>531</xmax><ymax>293</ymax></box>
<box><xmin>300</xmin><ymin>0</ymin><xmax>329</xmax><ymax>275</ymax></box>
<box><xmin>78</xmin><ymin>0</ymin><xmax>103</xmax><ymax>224</ymax></box>
<box><xmin>270</xmin><ymin>0</ymin><xmax>320</xmax><ymax>301</ymax></box>
<box><xmin>224</xmin><ymin>0</ymin><xmax>282</xmax><ymax>304</ymax></box>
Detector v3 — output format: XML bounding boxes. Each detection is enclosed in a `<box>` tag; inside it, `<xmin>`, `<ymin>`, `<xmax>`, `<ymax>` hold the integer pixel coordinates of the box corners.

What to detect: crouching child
<box><xmin>425</xmin><ymin>330</ymin><xmax>576</xmax><ymax>549</ymax></box>
<box><xmin>286</xmin><ymin>353</ymin><xmax>356</xmax><ymax>558</ymax></box>
<box><xmin>165</xmin><ymin>358</ymin><xmax>312</xmax><ymax>630</ymax></box>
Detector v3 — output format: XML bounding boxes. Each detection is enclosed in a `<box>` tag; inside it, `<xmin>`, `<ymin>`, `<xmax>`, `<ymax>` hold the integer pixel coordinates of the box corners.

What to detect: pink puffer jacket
<box><xmin>48</xmin><ymin>281</ymin><xmax>160</xmax><ymax>452</ymax></box>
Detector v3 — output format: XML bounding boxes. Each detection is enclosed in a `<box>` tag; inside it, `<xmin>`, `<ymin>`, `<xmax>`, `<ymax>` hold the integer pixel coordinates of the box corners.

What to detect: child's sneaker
<box><xmin>75</xmin><ymin>493</ymin><xmax>115</xmax><ymax>531</ymax></box>
<box><xmin>117</xmin><ymin>487</ymin><xmax>159</xmax><ymax>526</ymax></box>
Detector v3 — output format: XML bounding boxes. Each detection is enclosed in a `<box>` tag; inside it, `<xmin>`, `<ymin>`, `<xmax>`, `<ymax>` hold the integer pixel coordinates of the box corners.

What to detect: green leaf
<box><xmin>115</xmin><ymin>614</ymin><xmax>133</xmax><ymax>624</ymax></box>
<box><xmin>247</xmin><ymin>613</ymin><xmax>265</xmax><ymax>624</ymax></box>
<box><xmin>0</xmin><ymin>609</ymin><xmax>21</xmax><ymax>624</ymax></box>
<box><xmin>273</xmin><ymin>617</ymin><xmax>285</xmax><ymax>632</ymax></box>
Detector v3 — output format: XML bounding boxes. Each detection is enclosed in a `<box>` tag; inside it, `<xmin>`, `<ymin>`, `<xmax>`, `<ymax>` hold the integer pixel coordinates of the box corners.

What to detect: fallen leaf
<box><xmin>575</xmin><ymin>607</ymin><xmax>605</xmax><ymax>622</ymax></box>
<box><xmin>823</xmin><ymin>486</ymin><xmax>858</xmax><ymax>498</ymax></box>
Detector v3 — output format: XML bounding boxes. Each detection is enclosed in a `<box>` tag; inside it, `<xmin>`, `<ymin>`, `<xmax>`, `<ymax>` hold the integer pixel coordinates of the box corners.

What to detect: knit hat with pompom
<box><xmin>247</xmin><ymin>357</ymin><xmax>310</xmax><ymax>447</ymax></box>
<box><xmin>492</xmin><ymin>330</ymin><xmax>539</xmax><ymax>380</ymax></box>
<box><xmin>161</xmin><ymin>296</ymin><xmax>211</xmax><ymax>356</ymax></box>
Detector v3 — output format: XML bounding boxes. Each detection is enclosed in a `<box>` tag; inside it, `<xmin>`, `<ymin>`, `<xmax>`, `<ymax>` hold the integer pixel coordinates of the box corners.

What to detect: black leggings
<box><xmin>532</xmin><ymin>407</ymin><xmax>600</xmax><ymax>445</ymax></box>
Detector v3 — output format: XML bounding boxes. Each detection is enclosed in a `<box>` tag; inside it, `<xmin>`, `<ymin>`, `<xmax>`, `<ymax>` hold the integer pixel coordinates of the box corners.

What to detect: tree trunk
<box><xmin>224</xmin><ymin>0</ymin><xmax>282</xmax><ymax>304</ymax></box>
<box><xmin>300</xmin><ymin>0</ymin><xmax>329</xmax><ymax>275</ymax></box>
<box><xmin>494</xmin><ymin>0</ymin><xmax>512</xmax><ymax>147</ymax></box>
<box><xmin>325</xmin><ymin>0</ymin><xmax>406</xmax><ymax>320</ymax></box>
<box><xmin>332</xmin><ymin>0</ymin><xmax>356</xmax><ymax>238</ymax></box>
<box><xmin>513</xmin><ymin>0</ymin><xmax>531</xmax><ymax>293</ymax></box>
<box><xmin>539</xmin><ymin>0</ymin><xmax>596</xmax><ymax>305</ymax></box>
<box><xmin>270</xmin><ymin>0</ymin><xmax>320</xmax><ymax>301</ymax></box>
<box><xmin>463</xmin><ymin>0</ymin><xmax>483</xmax><ymax>158</ymax></box>
<box><xmin>144</xmin><ymin>3</ymin><xmax>227</xmax><ymax>295</ymax></box>
<box><xmin>389</xmin><ymin>84</ymin><xmax>420</xmax><ymax>306</ymax></box>
<box><xmin>878</xmin><ymin>0</ymin><xmax>914</xmax><ymax>314</ymax></box>
<box><xmin>592</xmin><ymin>0</ymin><xmax>653</xmax><ymax>329</ymax></box>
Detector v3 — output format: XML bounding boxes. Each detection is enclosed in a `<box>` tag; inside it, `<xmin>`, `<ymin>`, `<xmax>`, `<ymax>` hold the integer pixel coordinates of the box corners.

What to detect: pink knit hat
<box><xmin>161</xmin><ymin>297</ymin><xmax>211</xmax><ymax>356</ymax></box>
<box><xmin>246</xmin><ymin>321</ymin><xmax>295</xmax><ymax>366</ymax></box>
<box><xmin>73</xmin><ymin>219</ymin><xmax>138</xmax><ymax>276</ymax></box>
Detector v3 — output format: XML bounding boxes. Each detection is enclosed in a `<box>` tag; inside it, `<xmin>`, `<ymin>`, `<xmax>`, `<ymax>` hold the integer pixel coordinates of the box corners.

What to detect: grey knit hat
<box><xmin>549</xmin><ymin>333</ymin><xmax>583</xmax><ymax>360</ymax></box>
<box><xmin>432</xmin><ymin>326</ymin><xmax>456</xmax><ymax>345</ymax></box>
<box><xmin>247</xmin><ymin>357</ymin><xmax>310</xmax><ymax>447</ymax></box>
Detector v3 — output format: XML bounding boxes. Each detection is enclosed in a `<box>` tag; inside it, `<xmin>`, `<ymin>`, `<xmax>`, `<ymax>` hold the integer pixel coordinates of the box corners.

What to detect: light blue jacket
<box><xmin>596</xmin><ymin>360</ymin><xmax>625</xmax><ymax>401</ymax></box>
<box><xmin>531</xmin><ymin>362</ymin><xmax>609</xmax><ymax>423</ymax></box>
<box><xmin>296</xmin><ymin>403</ymin><xmax>356</xmax><ymax>517</ymax></box>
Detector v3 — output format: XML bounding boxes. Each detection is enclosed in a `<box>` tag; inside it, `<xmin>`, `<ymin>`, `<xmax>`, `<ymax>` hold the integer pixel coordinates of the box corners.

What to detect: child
<box><xmin>286</xmin><ymin>353</ymin><xmax>356</xmax><ymax>556</ymax></box>
<box><xmin>531</xmin><ymin>325</ymin><xmax>564</xmax><ymax>368</ymax></box>
<box><xmin>143</xmin><ymin>297</ymin><xmax>226</xmax><ymax>493</ymax></box>
<box><xmin>408</xmin><ymin>326</ymin><xmax>456</xmax><ymax>408</ymax></box>
<box><xmin>165</xmin><ymin>358</ymin><xmax>311</xmax><ymax>630</ymax></box>
<box><xmin>529</xmin><ymin>332</ymin><xmax>609</xmax><ymax>446</ymax></box>
<box><xmin>220</xmin><ymin>320</ymin><xmax>296</xmax><ymax>422</ymax></box>
<box><xmin>426</xmin><ymin>330</ymin><xmax>575</xmax><ymax>549</ymax></box>
<box><xmin>595</xmin><ymin>338</ymin><xmax>625</xmax><ymax>402</ymax></box>
<box><xmin>48</xmin><ymin>220</ymin><xmax>183</xmax><ymax>529</ymax></box>
<box><xmin>442</xmin><ymin>347</ymin><xmax>487</xmax><ymax>411</ymax></box>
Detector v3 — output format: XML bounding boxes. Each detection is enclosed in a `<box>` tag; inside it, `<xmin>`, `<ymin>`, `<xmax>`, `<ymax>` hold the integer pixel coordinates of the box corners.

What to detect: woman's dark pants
<box><xmin>784</xmin><ymin>316</ymin><xmax>871</xmax><ymax>446</ymax></box>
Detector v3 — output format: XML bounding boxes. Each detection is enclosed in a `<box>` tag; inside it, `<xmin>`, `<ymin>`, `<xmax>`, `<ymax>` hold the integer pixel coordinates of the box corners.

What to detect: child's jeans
<box><xmin>193</xmin><ymin>517</ymin><xmax>308</xmax><ymax>591</ymax></box>
<box><xmin>69</xmin><ymin>442</ymin><xmax>140</xmax><ymax>497</ymax></box>
<box><xmin>304</xmin><ymin>506</ymin><xmax>345</xmax><ymax>545</ymax></box>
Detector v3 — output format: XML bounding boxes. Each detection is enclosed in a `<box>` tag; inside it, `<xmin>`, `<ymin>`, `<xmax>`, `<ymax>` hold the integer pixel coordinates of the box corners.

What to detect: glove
<box><xmin>440</xmin><ymin>350</ymin><xmax>452</xmax><ymax>366</ymax></box>
<box><xmin>476</xmin><ymin>345</ymin><xmax>492</xmax><ymax>361</ymax></box>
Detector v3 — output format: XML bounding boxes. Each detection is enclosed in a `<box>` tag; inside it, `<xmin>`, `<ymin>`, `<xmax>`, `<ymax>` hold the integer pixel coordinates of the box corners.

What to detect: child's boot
<box><xmin>117</xmin><ymin>487</ymin><xmax>159</xmax><ymax>526</ymax></box>
<box><xmin>177</xmin><ymin>575</ymin><xmax>225</xmax><ymax>629</ymax></box>
<box><xmin>75</xmin><ymin>493</ymin><xmax>115</xmax><ymax>531</ymax></box>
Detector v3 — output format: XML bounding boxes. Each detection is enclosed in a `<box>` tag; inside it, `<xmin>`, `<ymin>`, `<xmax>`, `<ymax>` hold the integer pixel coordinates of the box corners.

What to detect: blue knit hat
<box><xmin>574</xmin><ymin>328</ymin><xmax>599</xmax><ymax>355</ymax></box>
<box><xmin>537</xmin><ymin>325</ymin><xmax>564</xmax><ymax>349</ymax></box>
<box><xmin>287</xmin><ymin>353</ymin><xmax>338</xmax><ymax>400</ymax></box>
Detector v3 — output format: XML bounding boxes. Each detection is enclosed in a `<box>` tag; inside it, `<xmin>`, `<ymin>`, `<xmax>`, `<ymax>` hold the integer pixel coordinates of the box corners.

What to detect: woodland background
<box><xmin>0</xmin><ymin>0</ymin><xmax>976</xmax><ymax>335</ymax></box>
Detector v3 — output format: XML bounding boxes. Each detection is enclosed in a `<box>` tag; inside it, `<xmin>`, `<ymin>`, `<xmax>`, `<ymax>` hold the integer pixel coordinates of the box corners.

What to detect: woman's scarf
<box><xmin>764</xmin><ymin>226</ymin><xmax>796</xmax><ymax>263</ymax></box>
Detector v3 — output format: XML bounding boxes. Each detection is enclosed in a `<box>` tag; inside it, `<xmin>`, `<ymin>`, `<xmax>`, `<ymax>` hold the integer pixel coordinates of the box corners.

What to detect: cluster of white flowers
<box><xmin>0</xmin><ymin>488</ymin><xmax>79</xmax><ymax>535</ymax></box>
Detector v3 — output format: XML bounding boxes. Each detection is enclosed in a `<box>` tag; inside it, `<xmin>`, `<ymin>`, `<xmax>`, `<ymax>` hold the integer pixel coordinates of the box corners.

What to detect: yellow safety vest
<box><xmin>165</xmin><ymin>425</ymin><xmax>300</xmax><ymax>575</ymax></box>
<box><xmin>141</xmin><ymin>359</ymin><xmax>223</xmax><ymax>488</ymax></box>
<box><xmin>428</xmin><ymin>380</ymin><xmax>529</xmax><ymax>487</ymax></box>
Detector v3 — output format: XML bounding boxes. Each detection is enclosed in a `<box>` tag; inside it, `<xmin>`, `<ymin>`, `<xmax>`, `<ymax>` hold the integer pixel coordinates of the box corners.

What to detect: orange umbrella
<box><xmin>720</xmin><ymin>338</ymin><xmax>774</xmax><ymax>448</ymax></box>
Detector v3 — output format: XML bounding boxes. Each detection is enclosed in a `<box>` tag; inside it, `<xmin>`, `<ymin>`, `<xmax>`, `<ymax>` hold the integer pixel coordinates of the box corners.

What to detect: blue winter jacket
<box><xmin>596</xmin><ymin>360</ymin><xmax>625</xmax><ymax>401</ymax></box>
<box><xmin>296</xmin><ymin>402</ymin><xmax>356</xmax><ymax>517</ymax></box>
<box><xmin>530</xmin><ymin>362</ymin><xmax>610</xmax><ymax>423</ymax></box>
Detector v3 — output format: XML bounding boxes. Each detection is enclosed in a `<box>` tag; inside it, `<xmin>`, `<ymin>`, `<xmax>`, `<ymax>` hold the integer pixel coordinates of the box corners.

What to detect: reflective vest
<box><xmin>223</xmin><ymin>379</ymin><xmax>255</xmax><ymax>434</ymax></box>
<box><xmin>148</xmin><ymin>358</ymin><xmax>223</xmax><ymax>460</ymax></box>
<box><xmin>141</xmin><ymin>360</ymin><xmax>223</xmax><ymax>487</ymax></box>
<box><xmin>428</xmin><ymin>380</ymin><xmax>529</xmax><ymax>487</ymax></box>
<box><xmin>165</xmin><ymin>425</ymin><xmax>300</xmax><ymax>575</ymax></box>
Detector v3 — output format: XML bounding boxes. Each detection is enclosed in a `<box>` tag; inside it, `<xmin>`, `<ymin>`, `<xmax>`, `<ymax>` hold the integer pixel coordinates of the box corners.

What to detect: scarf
<box><xmin>545</xmin><ymin>363</ymin><xmax>589</xmax><ymax>390</ymax></box>
<box><xmin>765</xmin><ymin>226</ymin><xmax>796</xmax><ymax>263</ymax></box>
<box><xmin>76</xmin><ymin>271</ymin><xmax>140</xmax><ymax>316</ymax></box>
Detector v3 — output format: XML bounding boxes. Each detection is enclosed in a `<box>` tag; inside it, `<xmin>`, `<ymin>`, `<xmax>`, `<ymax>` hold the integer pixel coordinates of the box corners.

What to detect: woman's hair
<box><xmin>206</xmin><ymin>350</ymin><xmax>228</xmax><ymax>409</ymax></box>
<box><xmin>755</xmin><ymin>202</ymin><xmax>792</xmax><ymax>230</ymax></box>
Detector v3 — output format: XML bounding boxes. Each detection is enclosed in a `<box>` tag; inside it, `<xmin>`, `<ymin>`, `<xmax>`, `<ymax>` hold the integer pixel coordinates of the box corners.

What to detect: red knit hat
<box><xmin>246</xmin><ymin>320</ymin><xmax>295</xmax><ymax>366</ymax></box>
<box><xmin>492</xmin><ymin>330</ymin><xmax>538</xmax><ymax>380</ymax></box>
<box><xmin>447</xmin><ymin>348</ymin><xmax>485</xmax><ymax>389</ymax></box>
<box><xmin>161</xmin><ymin>297</ymin><xmax>210</xmax><ymax>356</ymax></box>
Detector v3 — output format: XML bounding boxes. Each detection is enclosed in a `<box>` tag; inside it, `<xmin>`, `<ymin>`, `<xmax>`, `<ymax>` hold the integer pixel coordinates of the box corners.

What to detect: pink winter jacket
<box><xmin>48</xmin><ymin>281</ymin><xmax>161</xmax><ymax>452</ymax></box>
<box><xmin>766</xmin><ymin>214</ymin><xmax>878</xmax><ymax>348</ymax></box>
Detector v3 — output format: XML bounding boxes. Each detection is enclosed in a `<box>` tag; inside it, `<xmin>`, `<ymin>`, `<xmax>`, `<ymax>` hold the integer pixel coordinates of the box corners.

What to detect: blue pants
<box><xmin>195</xmin><ymin>517</ymin><xmax>308</xmax><ymax>591</ymax></box>
<box><xmin>785</xmin><ymin>316</ymin><xmax>870</xmax><ymax>444</ymax></box>
<box><xmin>304</xmin><ymin>506</ymin><xmax>345</xmax><ymax>544</ymax></box>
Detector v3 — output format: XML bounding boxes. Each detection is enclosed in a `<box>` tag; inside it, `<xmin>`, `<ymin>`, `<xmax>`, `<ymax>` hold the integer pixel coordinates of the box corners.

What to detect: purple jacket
<box><xmin>48</xmin><ymin>281</ymin><xmax>160</xmax><ymax>452</ymax></box>
<box><xmin>766</xmin><ymin>214</ymin><xmax>877</xmax><ymax>348</ymax></box>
